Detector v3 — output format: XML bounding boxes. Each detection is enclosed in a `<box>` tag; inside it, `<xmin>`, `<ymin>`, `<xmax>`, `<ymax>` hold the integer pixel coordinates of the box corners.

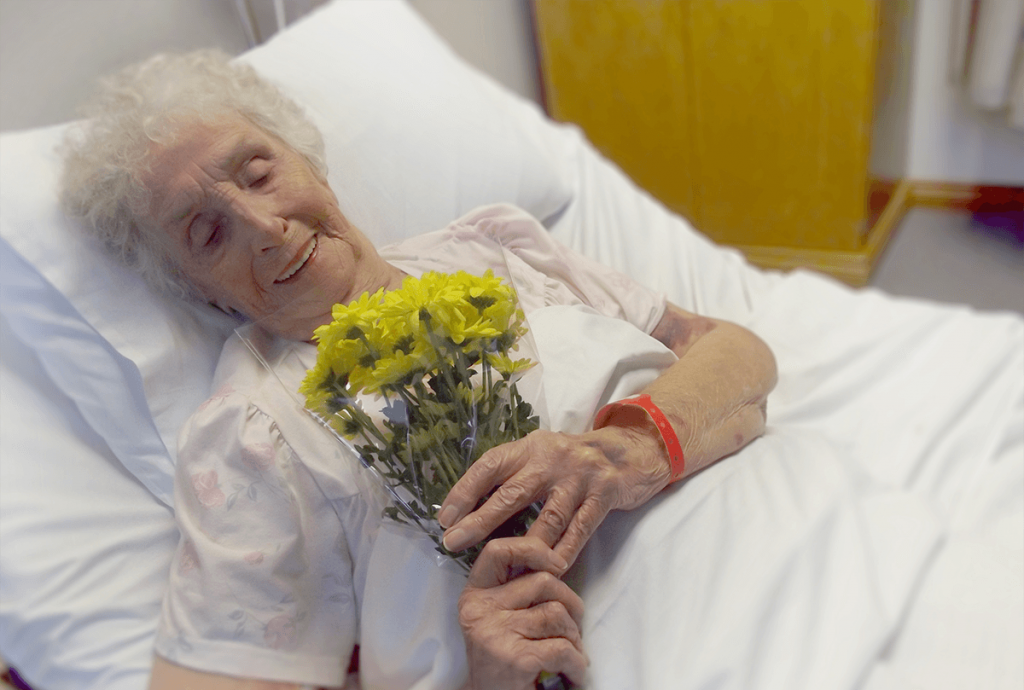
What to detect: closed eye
<box><xmin>197</xmin><ymin>219</ymin><xmax>225</xmax><ymax>251</ymax></box>
<box><xmin>245</xmin><ymin>155</ymin><xmax>272</xmax><ymax>189</ymax></box>
<box><xmin>206</xmin><ymin>223</ymin><xmax>224</xmax><ymax>247</ymax></box>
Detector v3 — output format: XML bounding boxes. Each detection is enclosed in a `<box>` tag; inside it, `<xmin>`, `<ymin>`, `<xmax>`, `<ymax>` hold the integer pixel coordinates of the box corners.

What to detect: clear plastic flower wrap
<box><xmin>289</xmin><ymin>269</ymin><xmax>545</xmax><ymax>572</ymax></box>
<box><xmin>237</xmin><ymin>266</ymin><xmax>572</xmax><ymax>688</ymax></box>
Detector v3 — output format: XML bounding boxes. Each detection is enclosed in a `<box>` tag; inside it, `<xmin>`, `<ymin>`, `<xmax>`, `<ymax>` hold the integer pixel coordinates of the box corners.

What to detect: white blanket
<box><xmin>545</xmin><ymin>119</ymin><xmax>1024</xmax><ymax>689</ymax></box>
<box><xmin>358</xmin><ymin>299</ymin><xmax>1023</xmax><ymax>689</ymax></box>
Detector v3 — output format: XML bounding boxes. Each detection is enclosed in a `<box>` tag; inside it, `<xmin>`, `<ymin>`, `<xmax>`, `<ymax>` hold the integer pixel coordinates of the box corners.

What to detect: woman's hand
<box><xmin>459</xmin><ymin>537</ymin><xmax>588</xmax><ymax>690</ymax></box>
<box><xmin>440</xmin><ymin>303</ymin><xmax>777</xmax><ymax>567</ymax></box>
<box><xmin>440</xmin><ymin>426</ymin><xmax>672</xmax><ymax>566</ymax></box>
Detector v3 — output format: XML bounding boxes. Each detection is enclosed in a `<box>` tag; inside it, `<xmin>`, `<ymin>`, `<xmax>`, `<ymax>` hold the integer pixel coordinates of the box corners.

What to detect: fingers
<box><xmin>516</xmin><ymin>600</ymin><xmax>585</xmax><ymax>651</ymax></box>
<box><xmin>444</xmin><ymin>479</ymin><xmax>547</xmax><ymax>553</ymax></box>
<box><xmin>467</xmin><ymin>638</ymin><xmax>588</xmax><ymax>690</ymax></box>
<box><xmin>537</xmin><ymin>640</ymin><xmax>589</xmax><ymax>687</ymax></box>
<box><xmin>524</xmin><ymin>486</ymin><xmax>614</xmax><ymax>565</ymax></box>
<box><xmin>495</xmin><ymin>570</ymin><xmax>585</xmax><ymax>631</ymax></box>
<box><xmin>443</xmin><ymin>458</ymin><xmax>550</xmax><ymax>553</ymax></box>
<box><xmin>439</xmin><ymin>441</ymin><xmax>529</xmax><ymax>530</ymax></box>
<box><xmin>467</xmin><ymin>537</ymin><xmax>569</xmax><ymax>589</ymax></box>
<box><xmin>524</xmin><ymin>485</ymin><xmax>583</xmax><ymax>549</ymax></box>
<box><xmin>442</xmin><ymin>429</ymin><xmax>640</xmax><ymax>563</ymax></box>
<box><xmin>460</xmin><ymin>570</ymin><xmax>589</xmax><ymax>688</ymax></box>
<box><xmin>548</xmin><ymin>496</ymin><xmax>610</xmax><ymax>568</ymax></box>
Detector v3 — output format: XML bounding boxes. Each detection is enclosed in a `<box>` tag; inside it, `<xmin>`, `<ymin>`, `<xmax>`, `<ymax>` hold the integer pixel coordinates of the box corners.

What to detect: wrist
<box><xmin>593</xmin><ymin>394</ymin><xmax>686</xmax><ymax>483</ymax></box>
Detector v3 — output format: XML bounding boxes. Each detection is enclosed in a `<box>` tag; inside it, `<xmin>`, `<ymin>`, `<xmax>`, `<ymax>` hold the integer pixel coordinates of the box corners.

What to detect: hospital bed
<box><xmin>1</xmin><ymin>1</ymin><xmax>1021</xmax><ymax>688</ymax></box>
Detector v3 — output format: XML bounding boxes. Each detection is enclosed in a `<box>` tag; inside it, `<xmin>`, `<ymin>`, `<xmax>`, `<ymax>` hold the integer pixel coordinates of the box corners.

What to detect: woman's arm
<box><xmin>155</xmin><ymin>383</ymin><xmax>360</xmax><ymax>690</ymax></box>
<box><xmin>638</xmin><ymin>302</ymin><xmax>778</xmax><ymax>477</ymax></box>
<box><xmin>149</xmin><ymin>656</ymin><xmax>313</xmax><ymax>690</ymax></box>
<box><xmin>438</xmin><ymin>302</ymin><xmax>778</xmax><ymax>566</ymax></box>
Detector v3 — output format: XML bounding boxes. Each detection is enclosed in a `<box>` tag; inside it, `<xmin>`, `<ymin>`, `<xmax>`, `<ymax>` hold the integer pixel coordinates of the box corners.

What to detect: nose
<box><xmin>232</xmin><ymin>196</ymin><xmax>287</xmax><ymax>251</ymax></box>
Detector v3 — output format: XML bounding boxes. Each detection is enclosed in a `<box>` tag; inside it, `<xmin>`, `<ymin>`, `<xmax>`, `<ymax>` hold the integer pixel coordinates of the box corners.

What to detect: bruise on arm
<box><xmin>650</xmin><ymin>303</ymin><xmax>719</xmax><ymax>358</ymax></box>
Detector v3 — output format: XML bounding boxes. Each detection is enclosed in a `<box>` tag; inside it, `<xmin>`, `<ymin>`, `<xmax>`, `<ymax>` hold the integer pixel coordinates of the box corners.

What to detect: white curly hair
<box><xmin>60</xmin><ymin>50</ymin><xmax>327</xmax><ymax>301</ymax></box>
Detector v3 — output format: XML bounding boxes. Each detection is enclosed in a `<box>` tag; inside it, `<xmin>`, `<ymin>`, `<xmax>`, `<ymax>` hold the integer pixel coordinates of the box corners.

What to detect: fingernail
<box><xmin>437</xmin><ymin>505</ymin><xmax>457</xmax><ymax>529</ymax></box>
<box><xmin>551</xmin><ymin>552</ymin><xmax>569</xmax><ymax>572</ymax></box>
<box><xmin>443</xmin><ymin>527</ymin><xmax>468</xmax><ymax>552</ymax></box>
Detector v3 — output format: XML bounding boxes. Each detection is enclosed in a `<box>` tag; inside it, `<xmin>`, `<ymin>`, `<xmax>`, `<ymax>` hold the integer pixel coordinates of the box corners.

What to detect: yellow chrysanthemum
<box><xmin>364</xmin><ymin>344</ymin><xmax>439</xmax><ymax>393</ymax></box>
<box><xmin>314</xmin><ymin>287</ymin><xmax>386</xmax><ymax>349</ymax></box>
<box><xmin>407</xmin><ymin>419</ymin><xmax>462</xmax><ymax>455</ymax></box>
<box><xmin>303</xmin><ymin>269</ymin><xmax>528</xmax><ymax>400</ymax></box>
<box><xmin>485</xmin><ymin>352</ymin><xmax>536</xmax><ymax>380</ymax></box>
<box><xmin>298</xmin><ymin>269</ymin><xmax>541</xmax><ymax>572</ymax></box>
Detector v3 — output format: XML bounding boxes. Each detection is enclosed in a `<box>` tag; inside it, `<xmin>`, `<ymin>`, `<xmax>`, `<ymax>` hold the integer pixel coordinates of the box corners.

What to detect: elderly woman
<box><xmin>61</xmin><ymin>51</ymin><xmax>776</xmax><ymax>690</ymax></box>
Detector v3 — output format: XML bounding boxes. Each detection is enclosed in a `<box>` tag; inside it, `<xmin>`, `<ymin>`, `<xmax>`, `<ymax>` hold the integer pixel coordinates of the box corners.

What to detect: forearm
<box><xmin>584</xmin><ymin>312</ymin><xmax>776</xmax><ymax>510</ymax></box>
<box><xmin>640</xmin><ymin>317</ymin><xmax>777</xmax><ymax>478</ymax></box>
<box><xmin>438</xmin><ymin>303</ymin><xmax>777</xmax><ymax>564</ymax></box>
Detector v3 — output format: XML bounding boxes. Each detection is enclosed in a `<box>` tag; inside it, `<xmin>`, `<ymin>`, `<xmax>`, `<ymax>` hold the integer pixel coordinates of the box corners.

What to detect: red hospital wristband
<box><xmin>593</xmin><ymin>394</ymin><xmax>686</xmax><ymax>482</ymax></box>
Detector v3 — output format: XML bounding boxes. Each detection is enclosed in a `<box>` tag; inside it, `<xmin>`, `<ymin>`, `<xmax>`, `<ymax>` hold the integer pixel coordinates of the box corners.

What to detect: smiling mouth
<box><xmin>275</xmin><ymin>236</ymin><xmax>318</xmax><ymax>284</ymax></box>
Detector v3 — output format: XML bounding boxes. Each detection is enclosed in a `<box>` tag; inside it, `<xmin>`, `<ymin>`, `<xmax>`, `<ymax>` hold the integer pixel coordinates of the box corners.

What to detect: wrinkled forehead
<box><xmin>140</xmin><ymin>112</ymin><xmax>265</xmax><ymax>219</ymax></box>
<box><xmin>142</xmin><ymin>112</ymin><xmax>259</xmax><ymax>182</ymax></box>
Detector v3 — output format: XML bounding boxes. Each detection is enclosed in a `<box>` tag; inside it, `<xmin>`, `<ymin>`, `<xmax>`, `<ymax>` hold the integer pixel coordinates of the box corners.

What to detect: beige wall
<box><xmin>869</xmin><ymin>0</ymin><xmax>916</xmax><ymax>182</ymax></box>
<box><xmin>0</xmin><ymin>0</ymin><xmax>539</xmax><ymax>133</ymax></box>
<box><xmin>408</xmin><ymin>0</ymin><xmax>540</xmax><ymax>105</ymax></box>
<box><xmin>2</xmin><ymin>0</ymin><xmax>1019</xmax><ymax>184</ymax></box>
<box><xmin>0</xmin><ymin>0</ymin><xmax>249</xmax><ymax>131</ymax></box>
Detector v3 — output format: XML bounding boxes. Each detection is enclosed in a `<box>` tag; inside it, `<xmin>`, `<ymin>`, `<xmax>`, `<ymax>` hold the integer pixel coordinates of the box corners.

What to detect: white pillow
<box><xmin>0</xmin><ymin>128</ymin><xmax>236</xmax><ymax>506</ymax></box>
<box><xmin>0</xmin><ymin>0</ymin><xmax>574</xmax><ymax>507</ymax></box>
<box><xmin>238</xmin><ymin>0</ymin><xmax>573</xmax><ymax>247</ymax></box>
<box><xmin>0</xmin><ymin>314</ymin><xmax>179</xmax><ymax>690</ymax></box>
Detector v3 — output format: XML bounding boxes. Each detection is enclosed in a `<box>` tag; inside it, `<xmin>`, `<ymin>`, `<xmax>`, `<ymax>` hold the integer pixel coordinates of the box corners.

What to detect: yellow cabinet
<box><xmin>533</xmin><ymin>0</ymin><xmax>907</xmax><ymax>285</ymax></box>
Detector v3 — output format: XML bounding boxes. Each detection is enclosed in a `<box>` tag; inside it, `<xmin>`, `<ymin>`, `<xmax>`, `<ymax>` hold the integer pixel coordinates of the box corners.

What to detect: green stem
<box><xmin>410</xmin><ymin>379</ymin><xmax>462</xmax><ymax>489</ymax></box>
<box><xmin>383</xmin><ymin>388</ymin><xmax>424</xmax><ymax>498</ymax></box>
<box><xmin>479</xmin><ymin>353</ymin><xmax>497</xmax><ymax>448</ymax></box>
<box><xmin>336</xmin><ymin>400</ymin><xmax>389</xmax><ymax>448</ymax></box>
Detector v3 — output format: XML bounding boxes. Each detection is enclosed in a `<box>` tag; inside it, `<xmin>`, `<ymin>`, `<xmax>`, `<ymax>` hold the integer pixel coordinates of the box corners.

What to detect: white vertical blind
<box><xmin>949</xmin><ymin>0</ymin><xmax>1024</xmax><ymax>130</ymax></box>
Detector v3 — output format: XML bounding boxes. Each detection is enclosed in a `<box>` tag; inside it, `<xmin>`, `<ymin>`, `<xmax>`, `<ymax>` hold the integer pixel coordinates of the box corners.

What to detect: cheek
<box><xmin>295</xmin><ymin>177</ymin><xmax>346</xmax><ymax>230</ymax></box>
<box><xmin>198</xmin><ymin>258</ymin><xmax>257</xmax><ymax>310</ymax></box>
<box><xmin>168</xmin><ymin>253</ymin><xmax>214</xmax><ymax>299</ymax></box>
<box><xmin>311</xmin><ymin>239</ymin><xmax>352</xmax><ymax>280</ymax></box>
<box><xmin>191</xmin><ymin>273</ymin><xmax>235</xmax><ymax>309</ymax></box>
<box><xmin>317</xmin><ymin>203</ymin><xmax>350</xmax><ymax>239</ymax></box>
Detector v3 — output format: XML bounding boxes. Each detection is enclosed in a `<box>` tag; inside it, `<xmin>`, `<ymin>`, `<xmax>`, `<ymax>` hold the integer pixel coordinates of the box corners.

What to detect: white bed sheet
<box><xmin>527</xmin><ymin>302</ymin><xmax>944</xmax><ymax>688</ymax></box>
<box><xmin>0</xmin><ymin>0</ymin><xmax>1021</xmax><ymax>688</ymax></box>
<box><xmin>545</xmin><ymin>141</ymin><xmax>1024</xmax><ymax>688</ymax></box>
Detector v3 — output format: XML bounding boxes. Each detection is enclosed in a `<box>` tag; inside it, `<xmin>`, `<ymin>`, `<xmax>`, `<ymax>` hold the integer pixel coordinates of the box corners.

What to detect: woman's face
<box><xmin>142</xmin><ymin>112</ymin><xmax>401</xmax><ymax>340</ymax></box>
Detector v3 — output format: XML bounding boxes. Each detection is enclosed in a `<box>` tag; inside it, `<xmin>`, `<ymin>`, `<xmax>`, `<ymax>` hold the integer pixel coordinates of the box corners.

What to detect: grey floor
<box><xmin>869</xmin><ymin>206</ymin><xmax>1024</xmax><ymax>317</ymax></box>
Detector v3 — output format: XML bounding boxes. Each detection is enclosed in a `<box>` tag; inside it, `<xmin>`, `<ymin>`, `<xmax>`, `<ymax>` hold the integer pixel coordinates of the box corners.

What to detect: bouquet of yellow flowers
<box><xmin>299</xmin><ymin>270</ymin><xmax>541</xmax><ymax>572</ymax></box>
